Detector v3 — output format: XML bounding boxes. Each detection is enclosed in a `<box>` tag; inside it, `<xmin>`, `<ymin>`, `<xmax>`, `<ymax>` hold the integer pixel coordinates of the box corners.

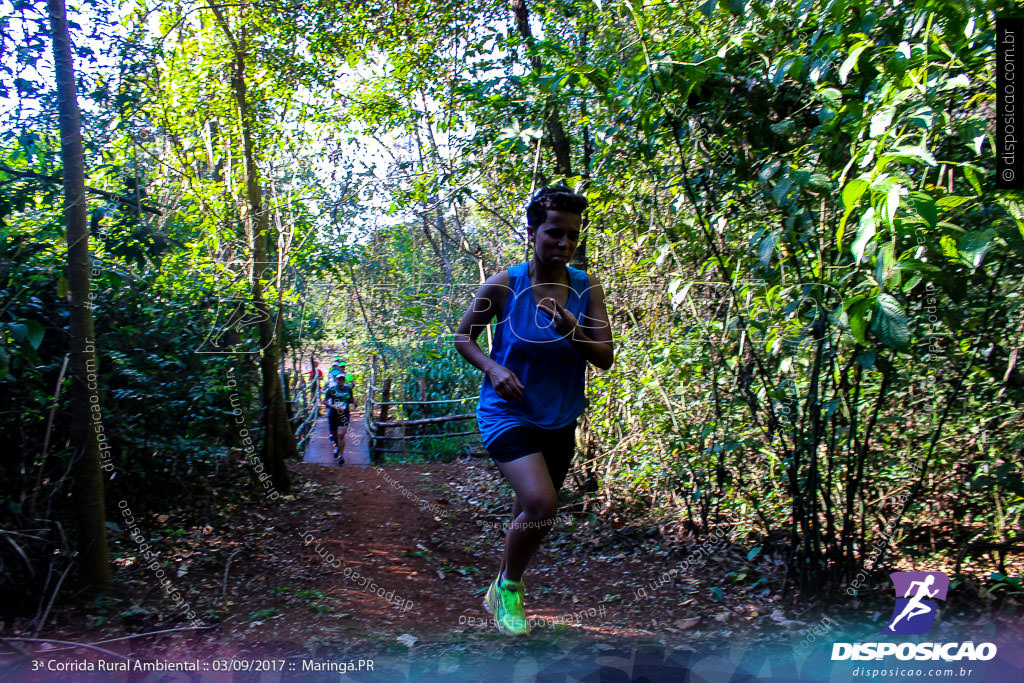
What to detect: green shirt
<box><xmin>326</xmin><ymin>385</ymin><xmax>353</xmax><ymax>405</ymax></box>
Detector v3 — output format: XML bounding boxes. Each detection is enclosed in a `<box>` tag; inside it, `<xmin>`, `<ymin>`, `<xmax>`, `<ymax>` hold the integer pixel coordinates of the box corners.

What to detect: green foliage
<box><xmin>327</xmin><ymin>0</ymin><xmax>1019</xmax><ymax>593</ymax></box>
<box><xmin>1</xmin><ymin>0</ymin><xmax>1017</xmax><ymax>608</ymax></box>
<box><xmin>401</xmin><ymin>342</ymin><xmax>478</xmax><ymax>418</ymax></box>
<box><xmin>0</xmin><ymin>0</ymin><xmax>335</xmax><ymax>609</ymax></box>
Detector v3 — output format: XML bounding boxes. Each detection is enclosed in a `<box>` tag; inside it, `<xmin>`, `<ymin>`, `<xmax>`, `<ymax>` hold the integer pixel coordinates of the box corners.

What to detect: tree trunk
<box><xmin>211</xmin><ymin>3</ymin><xmax>295</xmax><ymax>491</ymax></box>
<box><xmin>510</xmin><ymin>0</ymin><xmax>573</xmax><ymax>181</ymax></box>
<box><xmin>236</xmin><ymin>75</ymin><xmax>295</xmax><ymax>492</ymax></box>
<box><xmin>47</xmin><ymin>0</ymin><xmax>111</xmax><ymax>588</ymax></box>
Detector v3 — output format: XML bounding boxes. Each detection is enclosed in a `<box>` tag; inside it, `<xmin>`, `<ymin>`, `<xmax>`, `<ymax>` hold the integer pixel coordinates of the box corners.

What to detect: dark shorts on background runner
<box><xmin>328</xmin><ymin>409</ymin><xmax>345</xmax><ymax>434</ymax></box>
<box><xmin>486</xmin><ymin>421</ymin><xmax>577</xmax><ymax>489</ymax></box>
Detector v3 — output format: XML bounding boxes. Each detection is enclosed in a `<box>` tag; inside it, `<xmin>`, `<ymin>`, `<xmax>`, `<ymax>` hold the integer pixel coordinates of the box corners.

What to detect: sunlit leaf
<box><xmin>852</xmin><ymin>207</ymin><xmax>876</xmax><ymax>263</ymax></box>
<box><xmin>839</xmin><ymin>41</ymin><xmax>871</xmax><ymax>84</ymax></box>
<box><xmin>871</xmin><ymin>293</ymin><xmax>909</xmax><ymax>350</ymax></box>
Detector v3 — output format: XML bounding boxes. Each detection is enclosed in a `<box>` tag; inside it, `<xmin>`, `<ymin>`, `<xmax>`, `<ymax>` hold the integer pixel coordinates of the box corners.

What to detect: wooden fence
<box><xmin>285</xmin><ymin>368</ymin><xmax>321</xmax><ymax>454</ymax></box>
<box><xmin>363</xmin><ymin>362</ymin><xmax>480</xmax><ymax>462</ymax></box>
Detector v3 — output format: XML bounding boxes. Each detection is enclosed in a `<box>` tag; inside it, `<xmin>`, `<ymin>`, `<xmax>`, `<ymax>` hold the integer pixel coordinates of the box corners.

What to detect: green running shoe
<box><xmin>483</xmin><ymin>575</ymin><xmax>530</xmax><ymax>636</ymax></box>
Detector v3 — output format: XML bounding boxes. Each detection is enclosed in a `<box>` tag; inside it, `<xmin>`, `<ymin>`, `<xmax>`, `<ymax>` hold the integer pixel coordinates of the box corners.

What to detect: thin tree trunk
<box><xmin>47</xmin><ymin>0</ymin><xmax>111</xmax><ymax>587</ymax></box>
<box><xmin>573</xmin><ymin>22</ymin><xmax>592</xmax><ymax>271</ymax></box>
<box><xmin>210</xmin><ymin>2</ymin><xmax>295</xmax><ymax>491</ymax></box>
<box><xmin>346</xmin><ymin>261</ymin><xmax>388</xmax><ymax>368</ymax></box>
<box><xmin>236</xmin><ymin>74</ymin><xmax>295</xmax><ymax>492</ymax></box>
<box><xmin>510</xmin><ymin>0</ymin><xmax>573</xmax><ymax>180</ymax></box>
<box><xmin>411</xmin><ymin>115</ymin><xmax>454</xmax><ymax>285</ymax></box>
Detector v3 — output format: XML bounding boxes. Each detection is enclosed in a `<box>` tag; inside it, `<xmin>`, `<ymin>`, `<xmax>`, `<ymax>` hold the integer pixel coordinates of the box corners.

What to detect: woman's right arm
<box><xmin>453</xmin><ymin>271</ymin><xmax>524</xmax><ymax>402</ymax></box>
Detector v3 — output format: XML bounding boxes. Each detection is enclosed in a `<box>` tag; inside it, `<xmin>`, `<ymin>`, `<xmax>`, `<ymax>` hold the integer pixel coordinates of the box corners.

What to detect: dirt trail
<box><xmin>218</xmin><ymin>457</ymin><xmax>755</xmax><ymax>649</ymax></box>
<box><xmin>5</xmin><ymin>365</ymin><xmax>1018</xmax><ymax>679</ymax></box>
<box><xmin>5</xmin><ymin>453</ymin><xmax>1019</xmax><ymax>681</ymax></box>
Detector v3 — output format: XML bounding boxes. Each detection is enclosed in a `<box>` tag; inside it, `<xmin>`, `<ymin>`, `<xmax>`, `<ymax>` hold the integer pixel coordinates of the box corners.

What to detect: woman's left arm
<box><xmin>538</xmin><ymin>273</ymin><xmax>614</xmax><ymax>370</ymax></box>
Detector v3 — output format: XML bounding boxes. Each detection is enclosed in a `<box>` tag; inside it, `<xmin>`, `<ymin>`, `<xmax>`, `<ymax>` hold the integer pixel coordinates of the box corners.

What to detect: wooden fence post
<box><xmin>367</xmin><ymin>361</ymin><xmax>376</xmax><ymax>460</ymax></box>
<box><xmin>374</xmin><ymin>377</ymin><xmax>391</xmax><ymax>463</ymax></box>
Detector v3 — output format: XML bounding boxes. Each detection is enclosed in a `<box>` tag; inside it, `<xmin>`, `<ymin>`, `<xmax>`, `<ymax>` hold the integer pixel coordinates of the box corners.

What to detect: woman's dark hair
<box><xmin>526</xmin><ymin>184</ymin><xmax>588</xmax><ymax>227</ymax></box>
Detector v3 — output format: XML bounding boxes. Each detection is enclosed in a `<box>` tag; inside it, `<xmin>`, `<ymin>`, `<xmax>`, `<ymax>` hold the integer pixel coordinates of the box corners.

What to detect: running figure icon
<box><xmin>884</xmin><ymin>571</ymin><xmax>949</xmax><ymax>635</ymax></box>
<box><xmin>887</xmin><ymin>575</ymin><xmax>938</xmax><ymax>632</ymax></box>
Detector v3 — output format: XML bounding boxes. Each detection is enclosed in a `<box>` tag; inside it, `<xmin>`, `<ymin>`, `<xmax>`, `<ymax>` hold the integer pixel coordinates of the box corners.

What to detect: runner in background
<box><xmin>328</xmin><ymin>357</ymin><xmax>345</xmax><ymax>382</ymax></box>
<box><xmin>340</xmin><ymin>377</ymin><xmax>355</xmax><ymax>423</ymax></box>
<box><xmin>322</xmin><ymin>373</ymin><xmax>350</xmax><ymax>463</ymax></box>
<box><xmin>309</xmin><ymin>358</ymin><xmax>324</xmax><ymax>386</ymax></box>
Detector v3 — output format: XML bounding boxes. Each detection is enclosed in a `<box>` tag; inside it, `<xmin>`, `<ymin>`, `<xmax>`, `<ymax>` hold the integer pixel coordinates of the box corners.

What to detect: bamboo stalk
<box><xmin>30</xmin><ymin>353</ymin><xmax>71</xmax><ymax>517</ymax></box>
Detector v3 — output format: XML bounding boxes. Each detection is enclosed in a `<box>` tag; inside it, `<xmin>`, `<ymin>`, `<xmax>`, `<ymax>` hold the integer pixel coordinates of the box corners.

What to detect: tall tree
<box><xmin>509</xmin><ymin>0</ymin><xmax>573</xmax><ymax>179</ymax></box>
<box><xmin>47</xmin><ymin>0</ymin><xmax>111</xmax><ymax>587</ymax></box>
<box><xmin>208</xmin><ymin>0</ymin><xmax>296</xmax><ymax>491</ymax></box>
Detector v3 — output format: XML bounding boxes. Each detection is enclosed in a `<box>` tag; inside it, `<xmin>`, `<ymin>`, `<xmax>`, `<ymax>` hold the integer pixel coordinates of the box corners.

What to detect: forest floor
<box><xmin>2</xmin><ymin>418</ymin><xmax>1022</xmax><ymax>681</ymax></box>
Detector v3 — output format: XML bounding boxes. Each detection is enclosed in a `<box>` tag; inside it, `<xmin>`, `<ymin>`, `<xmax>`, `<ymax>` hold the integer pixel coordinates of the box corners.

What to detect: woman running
<box><xmin>453</xmin><ymin>185</ymin><xmax>613</xmax><ymax>636</ymax></box>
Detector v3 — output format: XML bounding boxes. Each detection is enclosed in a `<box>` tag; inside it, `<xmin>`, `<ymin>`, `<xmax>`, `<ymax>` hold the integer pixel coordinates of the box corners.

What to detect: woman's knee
<box><xmin>519</xmin><ymin>493</ymin><xmax>557</xmax><ymax>521</ymax></box>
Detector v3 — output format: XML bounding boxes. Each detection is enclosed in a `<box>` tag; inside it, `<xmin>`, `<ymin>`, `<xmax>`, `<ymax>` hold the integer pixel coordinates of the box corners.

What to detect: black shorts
<box><xmin>328</xmin><ymin>409</ymin><xmax>348</xmax><ymax>433</ymax></box>
<box><xmin>486</xmin><ymin>421</ymin><xmax>577</xmax><ymax>490</ymax></box>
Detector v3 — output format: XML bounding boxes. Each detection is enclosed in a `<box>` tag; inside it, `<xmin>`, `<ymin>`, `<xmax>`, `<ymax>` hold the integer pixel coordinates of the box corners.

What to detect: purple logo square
<box><xmin>884</xmin><ymin>571</ymin><xmax>949</xmax><ymax>635</ymax></box>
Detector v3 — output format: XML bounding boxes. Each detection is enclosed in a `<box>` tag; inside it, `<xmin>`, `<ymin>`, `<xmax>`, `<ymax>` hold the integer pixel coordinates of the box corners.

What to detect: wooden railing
<box><xmin>287</xmin><ymin>369</ymin><xmax>321</xmax><ymax>455</ymax></box>
<box><xmin>364</xmin><ymin>363</ymin><xmax>479</xmax><ymax>462</ymax></box>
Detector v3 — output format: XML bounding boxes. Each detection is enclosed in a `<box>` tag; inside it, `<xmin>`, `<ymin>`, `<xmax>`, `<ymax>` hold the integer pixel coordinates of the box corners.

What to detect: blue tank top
<box><xmin>476</xmin><ymin>262</ymin><xmax>590</xmax><ymax>445</ymax></box>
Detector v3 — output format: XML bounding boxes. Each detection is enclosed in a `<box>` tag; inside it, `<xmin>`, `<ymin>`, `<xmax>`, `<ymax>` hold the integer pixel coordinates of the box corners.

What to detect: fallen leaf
<box><xmin>769</xmin><ymin>608</ymin><xmax>805</xmax><ymax>627</ymax></box>
<box><xmin>675</xmin><ymin>617</ymin><xmax>701</xmax><ymax>630</ymax></box>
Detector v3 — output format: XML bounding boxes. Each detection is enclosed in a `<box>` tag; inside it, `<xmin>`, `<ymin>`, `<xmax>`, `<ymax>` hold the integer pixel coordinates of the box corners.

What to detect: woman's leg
<box><xmin>497</xmin><ymin>496</ymin><xmax>523</xmax><ymax>579</ymax></box>
<box><xmin>495</xmin><ymin>453</ymin><xmax>559</xmax><ymax>582</ymax></box>
<box><xmin>327</xmin><ymin>409</ymin><xmax>338</xmax><ymax>442</ymax></box>
<box><xmin>498</xmin><ymin>423</ymin><xmax>576</xmax><ymax>577</ymax></box>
